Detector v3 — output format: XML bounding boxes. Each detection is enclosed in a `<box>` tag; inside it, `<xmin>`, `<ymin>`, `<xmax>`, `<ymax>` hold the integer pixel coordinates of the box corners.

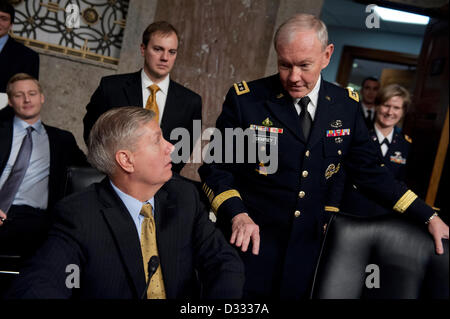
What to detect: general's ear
<box><xmin>321</xmin><ymin>43</ymin><xmax>334</xmax><ymax>70</ymax></box>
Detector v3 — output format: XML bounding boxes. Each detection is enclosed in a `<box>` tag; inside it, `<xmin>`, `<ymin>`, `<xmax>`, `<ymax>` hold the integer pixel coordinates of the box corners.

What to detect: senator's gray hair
<box><xmin>274</xmin><ymin>13</ymin><xmax>329</xmax><ymax>51</ymax></box>
<box><xmin>87</xmin><ymin>107</ymin><xmax>156</xmax><ymax>176</ymax></box>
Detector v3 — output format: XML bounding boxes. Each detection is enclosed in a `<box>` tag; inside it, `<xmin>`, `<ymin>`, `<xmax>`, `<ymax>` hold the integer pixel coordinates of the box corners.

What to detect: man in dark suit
<box><xmin>0</xmin><ymin>2</ymin><xmax>39</xmax><ymax>93</ymax></box>
<box><xmin>83</xmin><ymin>21</ymin><xmax>202</xmax><ymax>174</ymax></box>
<box><xmin>8</xmin><ymin>107</ymin><xmax>244</xmax><ymax>299</ymax></box>
<box><xmin>198</xmin><ymin>14</ymin><xmax>448</xmax><ymax>299</ymax></box>
<box><xmin>0</xmin><ymin>73</ymin><xmax>86</xmax><ymax>257</ymax></box>
<box><xmin>359</xmin><ymin>77</ymin><xmax>380</xmax><ymax>129</ymax></box>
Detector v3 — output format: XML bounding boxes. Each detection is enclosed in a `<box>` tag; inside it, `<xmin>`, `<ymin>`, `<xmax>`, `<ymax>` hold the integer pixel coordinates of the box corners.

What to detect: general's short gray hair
<box><xmin>274</xmin><ymin>13</ymin><xmax>329</xmax><ymax>51</ymax></box>
<box><xmin>87</xmin><ymin>107</ymin><xmax>156</xmax><ymax>176</ymax></box>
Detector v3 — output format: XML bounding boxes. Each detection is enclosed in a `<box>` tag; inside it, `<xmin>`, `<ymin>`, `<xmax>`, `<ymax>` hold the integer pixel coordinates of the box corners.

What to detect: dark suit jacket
<box><xmin>83</xmin><ymin>71</ymin><xmax>202</xmax><ymax>173</ymax></box>
<box><xmin>0</xmin><ymin>116</ymin><xmax>87</xmax><ymax>210</ymax></box>
<box><xmin>0</xmin><ymin>36</ymin><xmax>39</xmax><ymax>92</ymax></box>
<box><xmin>8</xmin><ymin>176</ymin><xmax>244</xmax><ymax>299</ymax></box>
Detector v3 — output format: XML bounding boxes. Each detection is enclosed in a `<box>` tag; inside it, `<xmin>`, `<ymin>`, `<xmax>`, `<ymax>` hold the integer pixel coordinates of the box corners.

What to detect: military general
<box><xmin>198</xmin><ymin>14</ymin><xmax>449</xmax><ymax>299</ymax></box>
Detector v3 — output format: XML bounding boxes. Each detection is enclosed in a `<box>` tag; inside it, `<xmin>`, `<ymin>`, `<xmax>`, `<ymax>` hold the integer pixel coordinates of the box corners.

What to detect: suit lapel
<box><xmin>160</xmin><ymin>80</ymin><xmax>178</xmax><ymax>134</ymax></box>
<box><xmin>0</xmin><ymin>118</ymin><xmax>13</xmax><ymax>173</ymax></box>
<box><xmin>308</xmin><ymin>80</ymin><xmax>333</xmax><ymax>148</ymax></box>
<box><xmin>265</xmin><ymin>94</ymin><xmax>305</xmax><ymax>143</ymax></box>
<box><xmin>98</xmin><ymin>179</ymin><xmax>146</xmax><ymax>298</ymax></box>
<box><xmin>154</xmin><ymin>185</ymin><xmax>179</xmax><ymax>299</ymax></box>
<box><xmin>123</xmin><ymin>71</ymin><xmax>143</xmax><ymax>107</ymax></box>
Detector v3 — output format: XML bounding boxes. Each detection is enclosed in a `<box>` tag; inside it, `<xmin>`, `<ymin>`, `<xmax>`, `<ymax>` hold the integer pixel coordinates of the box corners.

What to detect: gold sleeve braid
<box><xmin>324</xmin><ymin>206</ymin><xmax>339</xmax><ymax>212</ymax></box>
<box><xmin>211</xmin><ymin>190</ymin><xmax>242</xmax><ymax>213</ymax></box>
<box><xmin>393</xmin><ymin>190</ymin><xmax>418</xmax><ymax>213</ymax></box>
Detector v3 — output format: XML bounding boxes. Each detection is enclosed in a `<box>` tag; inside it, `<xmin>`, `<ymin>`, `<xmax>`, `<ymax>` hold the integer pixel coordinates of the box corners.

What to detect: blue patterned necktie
<box><xmin>0</xmin><ymin>126</ymin><xmax>34</xmax><ymax>214</ymax></box>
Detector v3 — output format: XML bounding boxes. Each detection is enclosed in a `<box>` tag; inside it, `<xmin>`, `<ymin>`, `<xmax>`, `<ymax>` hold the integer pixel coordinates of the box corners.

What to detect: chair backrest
<box><xmin>310</xmin><ymin>213</ymin><xmax>449</xmax><ymax>299</ymax></box>
<box><xmin>64</xmin><ymin>166</ymin><xmax>105</xmax><ymax>196</ymax></box>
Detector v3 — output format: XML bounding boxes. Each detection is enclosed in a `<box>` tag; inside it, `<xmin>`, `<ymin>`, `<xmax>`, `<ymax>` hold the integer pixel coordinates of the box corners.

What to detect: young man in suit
<box><xmin>8</xmin><ymin>107</ymin><xmax>244</xmax><ymax>299</ymax></box>
<box><xmin>83</xmin><ymin>21</ymin><xmax>202</xmax><ymax>174</ymax></box>
<box><xmin>0</xmin><ymin>73</ymin><xmax>86</xmax><ymax>257</ymax></box>
<box><xmin>0</xmin><ymin>2</ymin><xmax>39</xmax><ymax>93</ymax></box>
<box><xmin>359</xmin><ymin>77</ymin><xmax>380</xmax><ymax>129</ymax></box>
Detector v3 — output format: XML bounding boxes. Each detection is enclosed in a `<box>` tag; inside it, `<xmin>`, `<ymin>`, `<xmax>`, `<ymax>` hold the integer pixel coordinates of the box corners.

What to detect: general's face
<box><xmin>8</xmin><ymin>79</ymin><xmax>44</xmax><ymax>124</ymax></box>
<box><xmin>276</xmin><ymin>29</ymin><xmax>333</xmax><ymax>99</ymax></box>
<box><xmin>361</xmin><ymin>80</ymin><xmax>380</xmax><ymax>105</ymax></box>
<box><xmin>376</xmin><ymin>95</ymin><xmax>405</xmax><ymax>129</ymax></box>
<box><xmin>140</xmin><ymin>31</ymin><xmax>178</xmax><ymax>82</ymax></box>
<box><xmin>131</xmin><ymin>120</ymin><xmax>174</xmax><ymax>188</ymax></box>
<box><xmin>0</xmin><ymin>11</ymin><xmax>12</xmax><ymax>38</ymax></box>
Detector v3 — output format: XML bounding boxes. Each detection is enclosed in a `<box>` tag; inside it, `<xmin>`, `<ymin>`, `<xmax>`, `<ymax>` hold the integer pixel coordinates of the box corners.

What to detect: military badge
<box><xmin>335</xmin><ymin>137</ymin><xmax>343</xmax><ymax>144</ymax></box>
<box><xmin>255</xmin><ymin>162</ymin><xmax>268</xmax><ymax>176</ymax></box>
<box><xmin>276</xmin><ymin>93</ymin><xmax>284</xmax><ymax>99</ymax></box>
<box><xmin>233</xmin><ymin>81</ymin><xmax>250</xmax><ymax>95</ymax></box>
<box><xmin>390</xmin><ymin>152</ymin><xmax>406</xmax><ymax>164</ymax></box>
<box><xmin>330</xmin><ymin>120</ymin><xmax>342</xmax><ymax>128</ymax></box>
<box><xmin>325</xmin><ymin>96</ymin><xmax>331</xmax><ymax>101</ymax></box>
<box><xmin>346</xmin><ymin>87</ymin><xmax>359</xmax><ymax>102</ymax></box>
<box><xmin>250</xmin><ymin>124</ymin><xmax>283</xmax><ymax>134</ymax></box>
<box><xmin>326</xmin><ymin>129</ymin><xmax>350</xmax><ymax>137</ymax></box>
<box><xmin>252</xmin><ymin>134</ymin><xmax>277</xmax><ymax>145</ymax></box>
<box><xmin>325</xmin><ymin>163</ymin><xmax>341</xmax><ymax>179</ymax></box>
<box><xmin>262</xmin><ymin>117</ymin><xmax>273</xmax><ymax>127</ymax></box>
<box><xmin>404</xmin><ymin>134</ymin><xmax>412</xmax><ymax>143</ymax></box>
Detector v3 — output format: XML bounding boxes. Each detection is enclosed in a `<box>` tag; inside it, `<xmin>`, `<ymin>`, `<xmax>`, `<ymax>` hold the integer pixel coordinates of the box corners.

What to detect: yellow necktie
<box><xmin>145</xmin><ymin>84</ymin><xmax>160</xmax><ymax>122</ymax></box>
<box><xmin>140</xmin><ymin>203</ymin><xmax>166</xmax><ymax>299</ymax></box>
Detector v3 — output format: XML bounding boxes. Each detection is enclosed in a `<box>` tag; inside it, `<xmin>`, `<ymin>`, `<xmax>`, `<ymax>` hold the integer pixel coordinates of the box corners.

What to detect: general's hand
<box><xmin>428</xmin><ymin>216</ymin><xmax>449</xmax><ymax>255</ymax></box>
<box><xmin>0</xmin><ymin>209</ymin><xmax>6</xmax><ymax>226</ymax></box>
<box><xmin>230</xmin><ymin>213</ymin><xmax>260</xmax><ymax>255</ymax></box>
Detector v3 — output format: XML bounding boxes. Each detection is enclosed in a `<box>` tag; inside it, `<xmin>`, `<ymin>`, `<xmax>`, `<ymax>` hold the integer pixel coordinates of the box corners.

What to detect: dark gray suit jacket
<box><xmin>8</xmin><ymin>175</ymin><xmax>244</xmax><ymax>299</ymax></box>
<box><xmin>83</xmin><ymin>71</ymin><xmax>202</xmax><ymax>173</ymax></box>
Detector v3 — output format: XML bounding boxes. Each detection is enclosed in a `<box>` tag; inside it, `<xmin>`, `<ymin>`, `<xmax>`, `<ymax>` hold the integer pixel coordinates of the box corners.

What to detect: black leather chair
<box><xmin>64</xmin><ymin>166</ymin><xmax>105</xmax><ymax>195</ymax></box>
<box><xmin>310</xmin><ymin>212</ymin><xmax>449</xmax><ymax>299</ymax></box>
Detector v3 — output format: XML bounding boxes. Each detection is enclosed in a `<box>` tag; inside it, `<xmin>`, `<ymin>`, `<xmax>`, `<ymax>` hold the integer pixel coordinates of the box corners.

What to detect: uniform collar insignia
<box><xmin>276</xmin><ymin>93</ymin><xmax>284</xmax><ymax>99</ymax></box>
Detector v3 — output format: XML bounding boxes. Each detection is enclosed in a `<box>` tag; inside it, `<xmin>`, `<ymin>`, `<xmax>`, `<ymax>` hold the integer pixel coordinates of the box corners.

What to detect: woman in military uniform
<box><xmin>340</xmin><ymin>84</ymin><xmax>413</xmax><ymax>216</ymax></box>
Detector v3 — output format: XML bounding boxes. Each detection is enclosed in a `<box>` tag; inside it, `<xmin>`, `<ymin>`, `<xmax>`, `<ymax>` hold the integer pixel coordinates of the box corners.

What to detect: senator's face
<box><xmin>8</xmin><ymin>79</ymin><xmax>44</xmax><ymax>124</ymax></box>
<box><xmin>0</xmin><ymin>11</ymin><xmax>12</xmax><ymax>38</ymax></box>
<box><xmin>376</xmin><ymin>96</ymin><xmax>405</xmax><ymax>129</ymax></box>
<box><xmin>140</xmin><ymin>32</ymin><xmax>178</xmax><ymax>82</ymax></box>
<box><xmin>276</xmin><ymin>29</ymin><xmax>333</xmax><ymax>99</ymax></box>
<box><xmin>361</xmin><ymin>80</ymin><xmax>380</xmax><ymax>105</ymax></box>
<box><xmin>131</xmin><ymin>120</ymin><xmax>174</xmax><ymax>188</ymax></box>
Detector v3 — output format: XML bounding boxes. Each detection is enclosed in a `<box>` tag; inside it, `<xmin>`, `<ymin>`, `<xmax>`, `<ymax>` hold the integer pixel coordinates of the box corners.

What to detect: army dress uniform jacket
<box><xmin>340</xmin><ymin>126</ymin><xmax>412</xmax><ymax>217</ymax></box>
<box><xmin>198</xmin><ymin>74</ymin><xmax>434</xmax><ymax>299</ymax></box>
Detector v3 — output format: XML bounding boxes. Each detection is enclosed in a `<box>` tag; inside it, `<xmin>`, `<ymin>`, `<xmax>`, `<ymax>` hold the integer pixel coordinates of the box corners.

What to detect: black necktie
<box><xmin>381</xmin><ymin>138</ymin><xmax>390</xmax><ymax>146</ymax></box>
<box><xmin>299</xmin><ymin>96</ymin><xmax>312</xmax><ymax>141</ymax></box>
<box><xmin>0</xmin><ymin>126</ymin><xmax>34</xmax><ymax>214</ymax></box>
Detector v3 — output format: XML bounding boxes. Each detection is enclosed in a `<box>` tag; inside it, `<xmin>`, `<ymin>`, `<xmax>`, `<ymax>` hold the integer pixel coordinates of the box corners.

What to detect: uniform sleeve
<box><xmin>198</xmin><ymin>87</ymin><xmax>248</xmax><ymax>223</ymax></box>
<box><xmin>344</xmin><ymin>104</ymin><xmax>434</xmax><ymax>224</ymax></box>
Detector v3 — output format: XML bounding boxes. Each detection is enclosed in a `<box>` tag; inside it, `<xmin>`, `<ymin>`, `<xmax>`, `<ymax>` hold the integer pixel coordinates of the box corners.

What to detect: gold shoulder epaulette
<box><xmin>404</xmin><ymin>134</ymin><xmax>412</xmax><ymax>143</ymax></box>
<box><xmin>233</xmin><ymin>81</ymin><xmax>250</xmax><ymax>95</ymax></box>
<box><xmin>346</xmin><ymin>87</ymin><xmax>359</xmax><ymax>102</ymax></box>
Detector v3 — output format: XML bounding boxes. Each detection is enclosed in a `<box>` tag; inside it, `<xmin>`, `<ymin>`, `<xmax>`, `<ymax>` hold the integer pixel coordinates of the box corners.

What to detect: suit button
<box><xmin>338</xmin><ymin>150</ymin><xmax>342</xmax><ymax>155</ymax></box>
<box><xmin>294</xmin><ymin>210</ymin><xmax>301</xmax><ymax>217</ymax></box>
<box><xmin>302</xmin><ymin>170</ymin><xmax>308</xmax><ymax>178</ymax></box>
<box><xmin>299</xmin><ymin>191</ymin><xmax>305</xmax><ymax>198</ymax></box>
<box><xmin>305</xmin><ymin>150</ymin><xmax>310</xmax><ymax>157</ymax></box>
